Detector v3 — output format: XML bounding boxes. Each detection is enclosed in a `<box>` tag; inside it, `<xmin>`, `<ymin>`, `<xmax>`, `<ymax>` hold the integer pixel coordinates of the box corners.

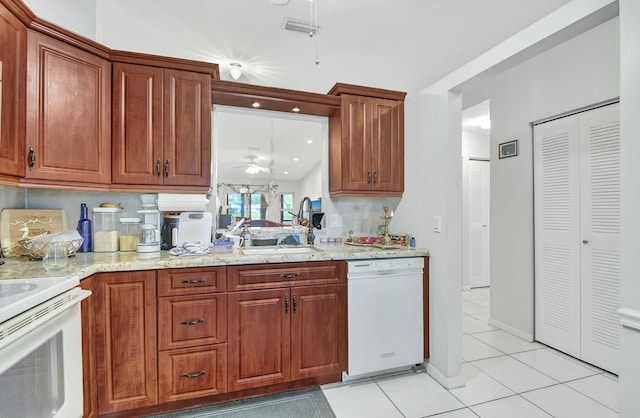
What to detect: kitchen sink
<box><xmin>242</xmin><ymin>246</ymin><xmax>318</xmax><ymax>255</ymax></box>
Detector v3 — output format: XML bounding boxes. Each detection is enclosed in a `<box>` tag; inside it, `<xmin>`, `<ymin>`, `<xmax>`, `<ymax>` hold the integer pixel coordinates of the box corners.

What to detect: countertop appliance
<box><xmin>177</xmin><ymin>211</ymin><xmax>213</xmax><ymax>246</ymax></box>
<box><xmin>0</xmin><ymin>275</ymin><xmax>91</xmax><ymax>417</ymax></box>
<box><xmin>344</xmin><ymin>257</ymin><xmax>424</xmax><ymax>380</ymax></box>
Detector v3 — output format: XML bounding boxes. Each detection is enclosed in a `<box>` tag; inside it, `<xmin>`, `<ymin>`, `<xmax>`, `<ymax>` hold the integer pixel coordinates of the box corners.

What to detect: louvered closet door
<box><xmin>534</xmin><ymin>116</ymin><xmax>582</xmax><ymax>359</ymax></box>
<box><xmin>578</xmin><ymin>104</ymin><xmax>620</xmax><ymax>374</ymax></box>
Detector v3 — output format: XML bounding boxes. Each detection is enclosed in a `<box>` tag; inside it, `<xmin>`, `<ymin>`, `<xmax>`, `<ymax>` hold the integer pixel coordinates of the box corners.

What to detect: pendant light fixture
<box><xmin>229</xmin><ymin>63</ymin><xmax>242</xmax><ymax>80</ymax></box>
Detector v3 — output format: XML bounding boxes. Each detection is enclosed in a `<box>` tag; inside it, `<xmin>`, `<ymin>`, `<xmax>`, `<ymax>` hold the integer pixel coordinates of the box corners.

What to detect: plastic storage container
<box><xmin>119</xmin><ymin>218</ymin><xmax>141</xmax><ymax>251</ymax></box>
<box><xmin>92</xmin><ymin>207</ymin><xmax>123</xmax><ymax>252</ymax></box>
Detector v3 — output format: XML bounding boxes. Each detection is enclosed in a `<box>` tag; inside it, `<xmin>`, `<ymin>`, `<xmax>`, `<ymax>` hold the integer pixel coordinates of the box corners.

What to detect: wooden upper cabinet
<box><xmin>328</xmin><ymin>84</ymin><xmax>405</xmax><ymax>197</ymax></box>
<box><xmin>112</xmin><ymin>63</ymin><xmax>211</xmax><ymax>188</ymax></box>
<box><xmin>0</xmin><ymin>2</ymin><xmax>26</xmax><ymax>178</ymax></box>
<box><xmin>24</xmin><ymin>30</ymin><xmax>111</xmax><ymax>185</ymax></box>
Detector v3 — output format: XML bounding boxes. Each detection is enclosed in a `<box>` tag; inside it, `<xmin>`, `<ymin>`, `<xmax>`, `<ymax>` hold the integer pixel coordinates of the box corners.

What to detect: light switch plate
<box><xmin>330</xmin><ymin>214</ymin><xmax>343</xmax><ymax>228</ymax></box>
<box><xmin>433</xmin><ymin>215</ymin><xmax>441</xmax><ymax>233</ymax></box>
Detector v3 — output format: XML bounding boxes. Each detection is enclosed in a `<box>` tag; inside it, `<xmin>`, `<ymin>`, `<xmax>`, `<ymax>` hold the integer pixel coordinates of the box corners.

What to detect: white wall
<box><xmin>619</xmin><ymin>1</ymin><xmax>640</xmax><ymax>415</ymax></box>
<box><xmin>462</xmin><ymin>17</ymin><xmax>620</xmax><ymax>338</ymax></box>
<box><xmin>299</xmin><ymin>161</ymin><xmax>322</xmax><ymax>202</ymax></box>
<box><xmin>23</xmin><ymin>0</ymin><xmax>97</xmax><ymax>40</ymax></box>
<box><xmin>462</xmin><ymin>132</ymin><xmax>490</xmax><ymax>159</ymax></box>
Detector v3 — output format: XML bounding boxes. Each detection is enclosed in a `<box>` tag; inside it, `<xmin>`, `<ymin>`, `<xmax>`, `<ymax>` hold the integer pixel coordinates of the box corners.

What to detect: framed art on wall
<box><xmin>499</xmin><ymin>139</ymin><xmax>518</xmax><ymax>159</ymax></box>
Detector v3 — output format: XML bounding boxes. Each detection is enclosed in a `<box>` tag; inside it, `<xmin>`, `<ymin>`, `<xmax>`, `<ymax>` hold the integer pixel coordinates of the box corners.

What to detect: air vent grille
<box><xmin>283</xmin><ymin>17</ymin><xmax>318</xmax><ymax>35</ymax></box>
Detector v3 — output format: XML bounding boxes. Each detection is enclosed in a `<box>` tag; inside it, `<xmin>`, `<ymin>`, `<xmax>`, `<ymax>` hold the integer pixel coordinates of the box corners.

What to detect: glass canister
<box><xmin>92</xmin><ymin>207</ymin><xmax>123</xmax><ymax>252</ymax></box>
<box><xmin>119</xmin><ymin>218</ymin><xmax>141</xmax><ymax>251</ymax></box>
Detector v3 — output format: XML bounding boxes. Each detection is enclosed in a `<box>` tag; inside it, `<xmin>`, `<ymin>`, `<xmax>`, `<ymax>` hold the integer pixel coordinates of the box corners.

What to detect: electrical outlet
<box><xmin>330</xmin><ymin>214</ymin><xmax>343</xmax><ymax>228</ymax></box>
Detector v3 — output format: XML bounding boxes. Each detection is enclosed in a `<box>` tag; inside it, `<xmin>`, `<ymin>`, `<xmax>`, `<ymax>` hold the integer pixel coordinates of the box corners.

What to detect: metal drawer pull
<box><xmin>165</xmin><ymin>159</ymin><xmax>170</xmax><ymax>177</ymax></box>
<box><xmin>156</xmin><ymin>159</ymin><xmax>161</xmax><ymax>177</ymax></box>
<box><xmin>285</xmin><ymin>294</ymin><xmax>289</xmax><ymax>314</ymax></box>
<box><xmin>28</xmin><ymin>147</ymin><xmax>36</xmax><ymax>169</ymax></box>
<box><xmin>293</xmin><ymin>294</ymin><xmax>297</xmax><ymax>313</ymax></box>
<box><xmin>280</xmin><ymin>273</ymin><xmax>300</xmax><ymax>279</ymax></box>
<box><xmin>181</xmin><ymin>278</ymin><xmax>206</xmax><ymax>284</ymax></box>
<box><xmin>367</xmin><ymin>171</ymin><xmax>372</xmax><ymax>184</ymax></box>
<box><xmin>180</xmin><ymin>318</ymin><xmax>205</xmax><ymax>326</ymax></box>
<box><xmin>181</xmin><ymin>371</ymin><xmax>206</xmax><ymax>379</ymax></box>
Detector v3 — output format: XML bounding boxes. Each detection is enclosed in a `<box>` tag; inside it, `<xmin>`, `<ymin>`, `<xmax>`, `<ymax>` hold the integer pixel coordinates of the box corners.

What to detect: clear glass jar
<box><xmin>119</xmin><ymin>218</ymin><xmax>141</xmax><ymax>251</ymax></box>
<box><xmin>92</xmin><ymin>207</ymin><xmax>122</xmax><ymax>252</ymax></box>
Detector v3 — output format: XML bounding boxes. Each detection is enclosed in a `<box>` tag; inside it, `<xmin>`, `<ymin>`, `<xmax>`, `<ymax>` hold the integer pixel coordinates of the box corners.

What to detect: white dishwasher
<box><xmin>344</xmin><ymin>257</ymin><xmax>424</xmax><ymax>381</ymax></box>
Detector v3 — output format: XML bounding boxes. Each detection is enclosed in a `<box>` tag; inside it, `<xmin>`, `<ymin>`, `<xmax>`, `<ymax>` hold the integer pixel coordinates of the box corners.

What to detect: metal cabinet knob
<box><xmin>582</xmin><ymin>240</ymin><xmax>589</xmax><ymax>244</ymax></box>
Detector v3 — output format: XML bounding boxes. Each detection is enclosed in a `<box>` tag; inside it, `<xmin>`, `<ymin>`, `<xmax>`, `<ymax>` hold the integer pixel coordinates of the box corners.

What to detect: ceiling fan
<box><xmin>235</xmin><ymin>156</ymin><xmax>272</xmax><ymax>175</ymax></box>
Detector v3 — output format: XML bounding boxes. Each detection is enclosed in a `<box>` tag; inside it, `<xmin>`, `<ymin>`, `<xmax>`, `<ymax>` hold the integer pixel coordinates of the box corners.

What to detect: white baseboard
<box><xmin>426</xmin><ymin>361</ymin><xmax>465</xmax><ymax>389</ymax></box>
<box><xmin>488</xmin><ymin>317</ymin><xmax>534</xmax><ymax>342</ymax></box>
<box><xmin>619</xmin><ymin>307</ymin><xmax>640</xmax><ymax>332</ymax></box>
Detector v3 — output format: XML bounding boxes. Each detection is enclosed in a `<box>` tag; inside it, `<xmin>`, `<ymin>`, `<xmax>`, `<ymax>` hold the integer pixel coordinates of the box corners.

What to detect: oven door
<box><xmin>0</xmin><ymin>288</ymin><xmax>90</xmax><ymax>418</ymax></box>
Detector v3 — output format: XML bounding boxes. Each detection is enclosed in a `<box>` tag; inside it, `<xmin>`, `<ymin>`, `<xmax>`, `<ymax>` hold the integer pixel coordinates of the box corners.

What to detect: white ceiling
<box><xmin>99</xmin><ymin>0</ymin><xmax>572</xmax><ymax>96</ymax></box>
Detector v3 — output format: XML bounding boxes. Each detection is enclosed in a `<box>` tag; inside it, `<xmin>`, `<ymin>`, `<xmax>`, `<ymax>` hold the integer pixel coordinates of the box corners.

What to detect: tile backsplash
<box><xmin>0</xmin><ymin>185</ymin><xmax>405</xmax><ymax>241</ymax></box>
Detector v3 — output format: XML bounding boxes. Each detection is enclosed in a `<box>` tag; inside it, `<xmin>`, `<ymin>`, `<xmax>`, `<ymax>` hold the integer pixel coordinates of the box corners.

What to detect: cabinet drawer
<box><xmin>158</xmin><ymin>344</ymin><xmax>227</xmax><ymax>403</ymax></box>
<box><xmin>158</xmin><ymin>267</ymin><xmax>226</xmax><ymax>296</ymax></box>
<box><xmin>227</xmin><ymin>261</ymin><xmax>345</xmax><ymax>291</ymax></box>
<box><xmin>158</xmin><ymin>294</ymin><xmax>227</xmax><ymax>350</ymax></box>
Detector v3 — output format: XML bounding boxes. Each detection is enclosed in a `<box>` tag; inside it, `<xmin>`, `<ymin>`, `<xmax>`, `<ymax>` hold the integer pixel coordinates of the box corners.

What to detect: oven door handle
<box><xmin>0</xmin><ymin>288</ymin><xmax>91</xmax><ymax>351</ymax></box>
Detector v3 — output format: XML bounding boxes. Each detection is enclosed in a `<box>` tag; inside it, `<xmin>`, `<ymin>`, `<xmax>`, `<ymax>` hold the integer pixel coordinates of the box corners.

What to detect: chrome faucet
<box><xmin>297</xmin><ymin>197</ymin><xmax>315</xmax><ymax>244</ymax></box>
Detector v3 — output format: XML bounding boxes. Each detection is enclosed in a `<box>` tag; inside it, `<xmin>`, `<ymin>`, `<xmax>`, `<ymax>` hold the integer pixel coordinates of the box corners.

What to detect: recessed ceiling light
<box><xmin>293</xmin><ymin>157</ymin><xmax>299</xmax><ymax>162</ymax></box>
<box><xmin>306</xmin><ymin>139</ymin><xmax>313</xmax><ymax>144</ymax></box>
<box><xmin>252</xmin><ymin>101</ymin><xmax>261</xmax><ymax>108</ymax></box>
<box><xmin>292</xmin><ymin>107</ymin><xmax>300</xmax><ymax>112</ymax></box>
<box><xmin>284</xmin><ymin>171</ymin><xmax>289</xmax><ymax>175</ymax></box>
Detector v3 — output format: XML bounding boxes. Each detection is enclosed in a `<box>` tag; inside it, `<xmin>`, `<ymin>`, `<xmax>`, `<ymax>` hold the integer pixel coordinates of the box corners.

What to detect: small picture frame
<box><xmin>499</xmin><ymin>139</ymin><xmax>518</xmax><ymax>159</ymax></box>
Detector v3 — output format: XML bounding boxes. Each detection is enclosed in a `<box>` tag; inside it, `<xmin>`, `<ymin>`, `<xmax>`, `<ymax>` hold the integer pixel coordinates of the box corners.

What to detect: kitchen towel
<box><xmin>168</xmin><ymin>241</ymin><xmax>214</xmax><ymax>256</ymax></box>
<box><xmin>157</xmin><ymin>193</ymin><xmax>209</xmax><ymax>212</ymax></box>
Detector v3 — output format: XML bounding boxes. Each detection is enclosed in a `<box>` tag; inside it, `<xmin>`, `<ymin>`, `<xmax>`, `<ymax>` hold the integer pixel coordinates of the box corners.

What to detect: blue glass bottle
<box><xmin>77</xmin><ymin>203</ymin><xmax>93</xmax><ymax>252</ymax></box>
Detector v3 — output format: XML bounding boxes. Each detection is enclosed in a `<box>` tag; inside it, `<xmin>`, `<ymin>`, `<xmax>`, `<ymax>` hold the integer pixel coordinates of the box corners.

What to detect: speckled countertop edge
<box><xmin>0</xmin><ymin>245</ymin><xmax>429</xmax><ymax>281</ymax></box>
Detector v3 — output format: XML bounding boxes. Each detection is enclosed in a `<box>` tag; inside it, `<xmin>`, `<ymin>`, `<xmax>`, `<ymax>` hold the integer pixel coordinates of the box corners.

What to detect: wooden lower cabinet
<box><xmin>227</xmin><ymin>282</ymin><xmax>346</xmax><ymax>391</ymax></box>
<box><xmin>291</xmin><ymin>284</ymin><xmax>345</xmax><ymax>380</ymax></box>
<box><xmin>83</xmin><ymin>263</ymin><xmax>346</xmax><ymax>416</ymax></box>
<box><xmin>93</xmin><ymin>270</ymin><xmax>158</xmax><ymax>414</ymax></box>
<box><xmin>227</xmin><ymin>288</ymin><xmax>291</xmax><ymax>391</ymax></box>
<box><xmin>158</xmin><ymin>344</ymin><xmax>227</xmax><ymax>403</ymax></box>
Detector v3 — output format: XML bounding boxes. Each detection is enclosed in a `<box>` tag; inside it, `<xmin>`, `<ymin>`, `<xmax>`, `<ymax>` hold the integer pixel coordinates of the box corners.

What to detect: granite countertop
<box><xmin>0</xmin><ymin>244</ymin><xmax>429</xmax><ymax>281</ymax></box>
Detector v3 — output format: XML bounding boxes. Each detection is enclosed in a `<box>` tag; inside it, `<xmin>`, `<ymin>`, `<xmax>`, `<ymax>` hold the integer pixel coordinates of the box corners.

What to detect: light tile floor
<box><xmin>321</xmin><ymin>287</ymin><xmax>619</xmax><ymax>418</ymax></box>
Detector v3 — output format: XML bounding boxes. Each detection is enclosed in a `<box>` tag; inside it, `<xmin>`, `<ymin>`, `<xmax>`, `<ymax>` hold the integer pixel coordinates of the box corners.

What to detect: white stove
<box><xmin>0</xmin><ymin>275</ymin><xmax>89</xmax><ymax>418</ymax></box>
<box><xmin>0</xmin><ymin>275</ymin><xmax>80</xmax><ymax>324</ymax></box>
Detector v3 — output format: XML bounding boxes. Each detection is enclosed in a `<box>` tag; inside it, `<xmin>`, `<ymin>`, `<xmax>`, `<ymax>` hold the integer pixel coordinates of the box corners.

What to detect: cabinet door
<box><xmin>338</xmin><ymin>94</ymin><xmax>372</xmax><ymax>192</ymax></box>
<box><xmin>25</xmin><ymin>30</ymin><xmax>111</xmax><ymax>184</ymax></box>
<box><xmin>158</xmin><ymin>344</ymin><xmax>227</xmax><ymax>403</ymax></box>
<box><xmin>158</xmin><ymin>294</ymin><xmax>227</xmax><ymax>350</ymax></box>
<box><xmin>112</xmin><ymin>62</ymin><xmax>163</xmax><ymax>185</ymax></box>
<box><xmin>163</xmin><ymin>69</ymin><xmax>211</xmax><ymax>186</ymax></box>
<box><xmin>291</xmin><ymin>284</ymin><xmax>346</xmax><ymax>380</ymax></box>
<box><xmin>371</xmin><ymin>98</ymin><xmax>403</xmax><ymax>193</ymax></box>
<box><xmin>80</xmin><ymin>276</ymin><xmax>98</xmax><ymax>418</ymax></box>
<box><xmin>94</xmin><ymin>271</ymin><xmax>157</xmax><ymax>413</ymax></box>
<box><xmin>227</xmin><ymin>289</ymin><xmax>290</xmax><ymax>391</ymax></box>
<box><xmin>0</xmin><ymin>3</ymin><xmax>26</xmax><ymax>177</ymax></box>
